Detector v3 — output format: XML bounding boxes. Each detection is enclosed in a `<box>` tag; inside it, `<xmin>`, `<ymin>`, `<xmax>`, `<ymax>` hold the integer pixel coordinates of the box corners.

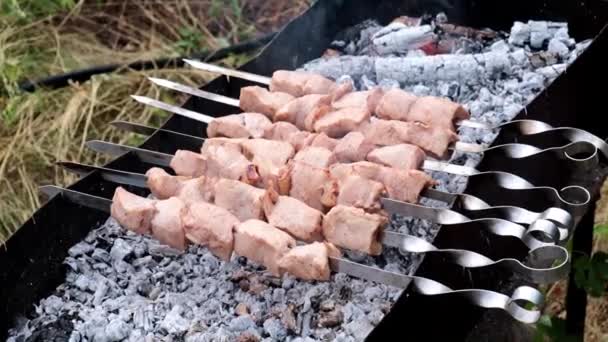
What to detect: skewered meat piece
<box><xmin>375</xmin><ymin>88</ymin><xmax>470</xmax><ymax>131</ymax></box>
<box><xmin>263</xmin><ymin>121</ymin><xmax>301</xmax><ymax>142</ymax></box>
<box><xmin>240</xmin><ymin>139</ymin><xmax>295</xmax><ymax>168</ymax></box>
<box><xmin>200</xmin><ymin>137</ymin><xmax>244</xmax><ymax>155</ymax></box>
<box><xmin>234</xmin><ymin>219</ymin><xmax>296</xmax><ymax>276</ymax></box>
<box><xmin>111</xmin><ymin>187</ymin><xmax>157</xmax><ymax>235</ymax></box>
<box><xmin>145</xmin><ymin>167</ymin><xmax>188</xmax><ymax>199</ymax></box>
<box><xmin>313</xmin><ymin>106</ymin><xmax>371</xmax><ymax>138</ymax></box>
<box><xmin>332</xmin><ymin>88</ymin><xmax>384</xmax><ymax>113</ymax></box>
<box><xmin>293</xmin><ymin>146</ymin><xmax>337</xmax><ymax>168</ymax></box>
<box><xmin>336</xmin><ymin>175</ymin><xmax>386</xmax><ymax>213</ymax></box>
<box><xmin>333</xmin><ymin>132</ymin><xmax>375</xmax><ymax>163</ymax></box>
<box><xmin>263</xmin><ymin>186</ymin><xmax>324</xmax><ymax>242</ymax></box>
<box><xmin>367</xmin><ymin>144</ymin><xmax>426</xmax><ymax>170</ymax></box>
<box><xmin>170</xmin><ymin>150</ymin><xmax>207</xmax><ymax>177</ymax></box>
<box><xmin>182</xmin><ymin>202</ymin><xmax>239</xmax><ymax>261</ymax></box>
<box><xmin>323</xmin><ymin>205</ymin><xmax>386</xmax><ymax>255</ymax></box>
<box><xmin>239</xmin><ymin>86</ymin><xmax>295</xmax><ymax>119</ymax></box>
<box><xmin>330</xmin><ymin>81</ymin><xmax>354</xmax><ymax>102</ymax></box>
<box><xmin>207</xmin><ymin>112</ymin><xmax>272</xmax><ymax>139</ymax></box>
<box><xmin>278</xmin><ymin>242</ymin><xmax>341</xmax><ymax>281</ymax></box>
<box><xmin>269</xmin><ymin>70</ymin><xmax>336</xmax><ymax>97</ymax></box>
<box><xmin>360</xmin><ymin>119</ymin><xmax>458</xmax><ymax>158</ymax></box>
<box><xmin>287</xmin><ymin>161</ymin><xmax>338</xmax><ymax>212</ymax></box>
<box><xmin>151</xmin><ymin>197</ymin><xmax>187</xmax><ymax>251</ymax></box>
<box><xmin>275</xmin><ymin>94</ymin><xmax>331</xmax><ymax>130</ymax></box>
<box><xmin>204</xmin><ymin>144</ymin><xmax>254</xmax><ymax>182</ymax></box>
<box><xmin>330</xmin><ymin>161</ymin><xmax>435</xmax><ymax>203</ymax></box>
<box><xmin>310</xmin><ymin>133</ymin><xmax>339</xmax><ymax>151</ymax></box>
<box><xmin>214</xmin><ymin>179</ymin><xmax>266</xmax><ymax>221</ymax></box>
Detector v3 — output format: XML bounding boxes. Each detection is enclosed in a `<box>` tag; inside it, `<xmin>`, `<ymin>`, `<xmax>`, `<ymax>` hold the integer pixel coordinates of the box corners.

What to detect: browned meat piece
<box><xmin>408</xmin><ymin>96</ymin><xmax>470</xmax><ymax>130</ymax></box>
<box><xmin>214</xmin><ymin>179</ymin><xmax>266</xmax><ymax>221</ymax></box>
<box><xmin>269</xmin><ymin>70</ymin><xmax>336</xmax><ymax>97</ymax></box>
<box><xmin>239</xmin><ymin>86</ymin><xmax>295</xmax><ymax>119</ymax></box>
<box><xmin>375</xmin><ymin>88</ymin><xmax>418</xmax><ymax>121</ymax></box>
<box><xmin>146</xmin><ymin>167</ymin><xmax>188</xmax><ymax>199</ymax></box>
<box><xmin>277</xmin><ymin>242</ymin><xmax>341</xmax><ymax>281</ymax></box>
<box><xmin>240</xmin><ymin>139</ymin><xmax>295</xmax><ymax>168</ymax></box>
<box><xmin>330</xmin><ymin>162</ymin><xmax>434</xmax><ymax>203</ymax></box>
<box><xmin>309</xmin><ymin>133</ymin><xmax>339</xmax><ymax>151</ymax></box>
<box><xmin>263</xmin><ymin>186</ymin><xmax>324</xmax><ymax>242</ymax></box>
<box><xmin>322</xmin><ymin>205</ymin><xmax>386</xmax><ymax>255</ymax></box>
<box><xmin>333</xmin><ymin>132</ymin><xmax>375</xmax><ymax>163</ymax></box>
<box><xmin>367</xmin><ymin>144</ymin><xmax>426</xmax><ymax>170</ymax></box>
<box><xmin>359</xmin><ymin>119</ymin><xmax>458</xmax><ymax>158</ymax></box>
<box><xmin>275</xmin><ymin>94</ymin><xmax>331</xmax><ymax>130</ymax></box>
<box><xmin>336</xmin><ymin>175</ymin><xmax>385</xmax><ymax>212</ymax></box>
<box><xmin>182</xmin><ymin>202</ymin><xmax>239</xmax><ymax>261</ymax></box>
<box><xmin>262</xmin><ymin>121</ymin><xmax>300</xmax><ymax>142</ymax></box>
<box><xmin>332</xmin><ymin>87</ymin><xmax>384</xmax><ymax>114</ymax></box>
<box><xmin>151</xmin><ymin>197</ymin><xmax>187</xmax><ymax>251</ymax></box>
<box><xmin>111</xmin><ymin>187</ymin><xmax>157</xmax><ymax>235</ymax></box>
<box><xmin>206</xmin><ymin>113</ymin><xmax>272</xmax><ymax>139</ymax></box>
<box><xmin>234</xmin><ymin>219</ymin><xmax>296</xmax><ymax>276</ymax></box>
<box><xmin>288</xmin><ymin>161</ymin><xmax>338</xmax><ymax>212</ymax></box>
<box><xmin>170</xmin><ymin>150</ymin><xmax>207</xmax><ymax>177</ymax></box>
<box><xmin>314</xmin><ymin>107</ymin><xmax>370</xmax><ymax>138</ymax></box>
<box><xmin>293</xmin><ymin>146</ymin><xmax>336</xmax><ymax>168</ymax></box>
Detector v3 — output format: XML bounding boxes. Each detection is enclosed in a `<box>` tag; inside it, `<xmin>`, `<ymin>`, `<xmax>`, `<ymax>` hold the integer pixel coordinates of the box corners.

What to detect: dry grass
<box><xmin>0</xmin><ymin>0</ymin><xmax>308</xmax><ymax>242</ymax></box>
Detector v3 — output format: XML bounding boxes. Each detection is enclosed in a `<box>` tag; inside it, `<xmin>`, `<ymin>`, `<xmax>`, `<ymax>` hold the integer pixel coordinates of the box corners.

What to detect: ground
<box><xmin>0</xmin><ymin>1</ymin><xmax>606</xmax><ymax>340</ymax></box>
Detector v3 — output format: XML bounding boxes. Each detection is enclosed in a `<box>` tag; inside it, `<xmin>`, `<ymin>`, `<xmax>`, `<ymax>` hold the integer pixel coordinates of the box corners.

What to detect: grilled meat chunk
<box><xmin>263</xmin><ymin>187</ymin><xmax>324</xmax><ymax>242</ymax></box>
<box><xmin>330</xmin><ymin>162</ymin><xmax>434</xmax><ymax>203</ymax></box>
<box><xmin>314</xmin><ymin>106</ymin><xmax>371</xmax><ymax>138</ymax></box>
<box><xmin>182</xmin><ymin>202</ymin><xmax>238</xmax><ymax>261</ymax></box>
<box><xmin>214</xmin><ymin>179</ymin><xmax>266</xmax><ymax>221</ymax></box>
<box><xmin>240</xmin><ymin>139</ymin><xmax>295</xmax><ymax>168</ymax></box>
<box><xmin>275</xmin><ymin>94</ymin><xmax>331</xmax><ymax>130</ymax></box>
<box><xmin>203</xmin><ymin>145</ymin><xmax>253</xmax><ymax>182</ymax></box>
<box><xmin>293</xmin><ymin>146</ymin><xmax>336</xmax><ymax>168</ymax></box>
<box><xmin>375</xmin><ymin>88</ymin><xmax>418</xmax><ymax>121</ymax></box>
<box><xmin>206</xmin><ymin>112</ymin><xmax>272</xmax><ymax>139</ymax></box>
<box><xmin>239</xmin><ymin>86</ymin><xmax>295</xmax><ymax>119</ymax></box>
<box><xmin>111</xmin><ymin>187</ymin><xmax>157</xmax><ymax>235</ymax></box>
<box><xmin>360</xmin><ymin>119</ymin><xmax>458</xmax><ymax>158</ymax></box>
<box><xmin>234</xmin><ymin>219</ymin><xmax>296</xmax><ymax>276</ymax></box>
<box><xmin>336</xmin><ymin>175</ymin><xmax>385</xmax><ymax>212</ymax></box>
<box><xmin>263</xmin><ymin>121</ymin><xmax>300</xmax><ymax>142</ymax></box>
<box><xmin>146</xmin><ymin>167</ymin><xmax>188</xmax><ymax>199</ymax></box>
<box><xmin>278</xmin><ymin>242</ymin><xmax>341</xmax><ymax>281</ymax></box>
<box><xmin>333</xmin><ymin>132</ymin><xmax>375</xmax><ymax>163</ymax></box>
<box><xmin>322</xmin><ymin>205</ymin><xmax>386</xmax><ymax>255</ymax></box>
<box><xmin>151</xmin><ymin>197</ymin><xmax>187</xmax><ymax>251</ymax></box>
<box><xmin>288</xmin><ymin>161</ymin><xmax>338</xmax><ymax>212</ymax></box>
<box><xmin>332</xmin><ymin>88</ymin><xmax>384</xmax><ymax>113</ymax></box>
<box><xmin>367</xmin><ymin>144</ymin><xmax>426</xmax><ymax>170</ymax></box>
<box><xmin>178</xmin><ymin>177</ymin><xmax>216</xmax><ymax>203</ymax></box>
<box><xmin>269</xmin><ymin>70</ymin><xmax>336</xmax><ymax>97</ymax></box>
<box><xmin>170</xmin><ymin>150</ymin><xmax>207</xmax><ymax>177</ymax></box>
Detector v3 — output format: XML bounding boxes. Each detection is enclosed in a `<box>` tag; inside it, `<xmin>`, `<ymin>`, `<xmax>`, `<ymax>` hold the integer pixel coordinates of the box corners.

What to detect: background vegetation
<box><xmin>0</xmin><ymin>1</ymin><xmax>606</xmax><ymax>341</ymax></box>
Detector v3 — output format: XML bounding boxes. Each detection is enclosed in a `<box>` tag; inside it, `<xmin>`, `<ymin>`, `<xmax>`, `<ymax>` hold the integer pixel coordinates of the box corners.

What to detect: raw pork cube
<box><xmin>146</xmin><ymin>167</ymin><xmax>188</xmax><ymax>199</ymax></box>
<box><xmin>239</xmin><ymin>86</ymin><xmax>295</xmax><ymax>119</ymax></box>
<box><xmin>288</xmin><ymin>161</ymin><xmax>338</xmax><ymax>212</ymax></box>
<box><xmin>278</xmin><ymin>242</ymin><xmax>341</xmax><ymax>281</ymax></box>
<box><xmin>367</xmin><ymin>144</ymin><xmax>426</xmax><ymax>170</ymax></box>
<box><xmin>263</xmin><ymin>121</ymin><xmax>300</xmax><ymax>142</ymax></box>
<box><xmin>269</xmin><ymin>70</ymin><xmax>336</xmax><ymax>97</ymax></box>
<box><xmin>313</xmin><ymin>107</ymin><xmax>370</xmax><ymax>138</ymax></box>
<box><xmin>293</xmin><ymin>146</ymin><xmax>337</xmax><ymax>168</ymax></box>
<box><xmin>333</xmin><ymin>132</ymin><xmax>375</xmax><ymax>163</ymax></box>
<box><xmin>240</xmin><ymin>139</ymin><xmax>295</xmax><ymax>168</ymax></box>
<box><xmin>206</xmin><ymin>112</ymin><xmax>272</xmax><ymax>139</ymax></box>
<box><xmin>322</xmin><ymin>205</ymin><xmax>386</xmax><ymax>255</ymax></box>
<box><xmin>263</xmin><ymin>187</ymin><xmax>324</xmax><ymax>242</ymax></box>
<box><xmin>111</xmin><ymin>187</ymin><xmax>157</xmax><ymax>235</ymax></box>
<box><xmin>178</xmin><ymin>177</ymin><xmax>216</xmax><ymax>203</ymax></box>
<box><xmin>336</xmin><ymin>175</ymin><xmax>385</xmax><ymax>212</ymax></box>
<box><xmin>170</xmin><ymin>150</ymin><xmax>207</xmax><ymax>177</ymax></box>
<box><xmin>151</xmin><ymin>197</ymin><xmax>187</xmax><ymax>251</ymax></box>
<box><xmin>234</xmin><ymin>219</ymin><xmax>296</xmax><ymax>276</ymax></box>
<box><xmin>275</xmin><ymin>94</ymin><xmax>331</xmax><ymax>130</ymax></box>
<box><xmin>213</xmin><ymin>179</ymin><xmax>266</xmax><ymax>221</ymax></box>
<box><xmin>309</xmin><ymin>133</ymin><xmax>339</xmax><ymax>151</ymax></box>
<box><xmin>332</xmin><ymin>87</ymin><xmax>384</xmax><ymax>113</ymax></box>
<box><xmin>375</xmin><ymin>88</ymin><xmax>418</xmax><ymax>121</ymax></box>
<box><xmin>407</xmin><ymin>96</ymin><xmax>470</xmax><ymax>131</ymax></box>
<box><xmin>182</xmin><ymin>202</ymin><xmax>239</xmax><ymax>261</ymax></box>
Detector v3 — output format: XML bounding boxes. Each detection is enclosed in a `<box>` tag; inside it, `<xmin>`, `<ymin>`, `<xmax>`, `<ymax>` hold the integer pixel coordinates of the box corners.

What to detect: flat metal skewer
<box><xmin>39</xmin><ymin>184</ymin><xmax>545</xmax><ymax>324</ymax></box>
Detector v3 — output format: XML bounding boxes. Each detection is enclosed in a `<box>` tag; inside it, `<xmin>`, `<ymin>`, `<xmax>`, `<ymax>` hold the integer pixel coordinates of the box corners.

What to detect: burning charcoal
<box><xmin>272</xmin><ymin>288</ymin><xmax>286</xmax><ymax>303</ymax></box>
<box><xmin>263</xmin><ymin>318</ymin><xmax>287</xmax><ymax>340</ymax></box>
<box><xmin>342</xmin><ymin>303</ymin><xmax>365</xmax><ymax>322</ymax></box>
<box><xmin>92</xmin><ymin>248</ymin><xmax>110</xmax><ymax>262</ymax></box>
<box><xmin>536</xmin><ymin>64</ymin><xmax>567</xmax><ymax>79</ymax></box>
<box><xmin>318</xmin><ymin>308</ymin><xmax>344</xmax><ymax>328</ymax></box>
<box><xmin>110</xmin><ymin>238</ymin><xmax>134</xmax><ymax>262</ymax></box>
<box><xmin>529</xmin><ymin>21</ymin><xmax>551</xmax><ymax>49</ymax></box>
<box><xmin>148</xmin><ymin>241</ymin><xmax>182</xmax><ymax>257</ymax></box>
<box><xmin>319</xmin><ymin>299</ymin><xmax>336</xmax><ymax>312</ymax></box>
<box><xmin>548</xmin><ymin>38</ymin><xmax>569</xmax><ymax>59</ymax></box>
<box><xmin>371</xmin><ymin>23</ymin><xmax>435</xmax><ymax>56</ymax></box>
<box><xmin>292</xmin><ymin>338</ymin><xmax>317</xmax><ymax>342</ymax></box>
<box><xmin>248</xmin><ymin>277</ymin><xmax>267</xmax><ymax>295</ymax></box>
<box><xmin>93</xmin><ymin>279</ymin><xmax>109</xmax><ymax>305</ymax></box>
<box><xmin>74</xmin><ymin>275</ymin><xmax>95</xmax><ymax>292</ymax></box>
<box><xmin>508</xmin><ymin>21</ymin><xmax>530</xmax><ymax>46</ymax></box>
<box><xmin>345</xmin><ymin>318</ymin><xmax>374</xmax><ymax>340</ymax></box>
<box><xmin>367</xmin><ymin>309</ymin><xmax>385</xmax><ymax>325</ymax></box>
<box><xmin>363</xmin><ymin>286</ymin><xmax>385</xmax><ymax>301</ymax></box>
<box><xmin>161</xmin><ymin>305</ymin><xmax>190</xmax><ymax>335</ymax></box>
<box><xmin>132</xmin><ymin>255</ymin><xmax>157</xmax><ymax>268</ymax></box>
<box><xmin>228</xmin><ymin>316</ymin><xmax>257</xmax><ymax>332</ymax></box>
<box><xmin>281</xmin><ymin>275</ymin><xmax>295</xmax><ymax>289</ymax></box>
<box><xmin>68</xmin><ymin>242</ymin><xmax>94</xmax><ymax>257</ymax></box>
<box><xmin>282</xmin><ymin>304</ymin><xmax>298</xmax><ymax>333</ymax></box>
<box><xmin>104</xmin><ymin>318</ymin><xmax>130</xmax><ymax>341</ymax></box>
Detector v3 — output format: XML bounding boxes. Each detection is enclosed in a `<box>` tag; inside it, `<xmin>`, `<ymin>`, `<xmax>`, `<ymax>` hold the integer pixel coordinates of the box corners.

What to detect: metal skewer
<box><xmin>39</xmin><ymin>184</ymin><xmax>545</xmax><ymax>324</ymax></box>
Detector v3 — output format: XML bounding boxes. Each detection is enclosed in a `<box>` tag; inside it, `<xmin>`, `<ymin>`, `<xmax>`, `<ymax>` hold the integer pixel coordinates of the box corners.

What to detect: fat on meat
<box><xmin>333</xmin><ymin>132</ymin><xmax>375</xmax><ymax>163</ymax></box>
<box><xmin>206</xmin><ymin>112</ymin><xmax>272</xmax><ymax>139</ymax></box>
<box><xmin>263</xmin><ymin>186</ymin><xmax>324</xmax><ymax>242</ymax></box>
<box><xmin>111</xmin><ymin>187</ymin><xmax>157</xmax><ymax>235</ymax></box>
<box><xmin>151</xmin><ymin>197</ymin><xmax>187</xmax><ymax>251</ymax></box>
<box><xmin>313</xmin><ymin>106</ymin><xmax>371</xmax><ymax>138</ymax></box>
<box><xmin>277</xmin><ymin>242</ymin><xmax>341</xmax><ymax>281</ymax></box>
<box><xmin>322</xmin><ymin>205</ymin><xmax>386</xmax><ymax>255</ymax></box>
<box><xmin>239</xmin><ymin>86</ymin><xmax>295</xmax><ymax>119</ymax></box>
<box><xmin>234</xmin><ymin>219</ymin><xmax>296</xmax><ymax>276</ymax></box>
<box><xmin>213</xmin><ymin>179</ymin><xmax>266</xmax><ymax>221</ymax></box>
<box><xmin>275</xmin><ymin>94</ymin><xmax>331</xmax><ymax>130</ymax></box>
<box><xmin>367</xmin><ymin>144</ymin><xmax>426</xmax><ymax>170</ymax></box>
<box><xmin>182</xmin><ymin>202</ymin><xmax>239</xmax><ymax>261</ymax></box>
<box><xmin>269</xmin><ymin>70</ymin><xmax>336</xmax><ymax>97</ymax></box>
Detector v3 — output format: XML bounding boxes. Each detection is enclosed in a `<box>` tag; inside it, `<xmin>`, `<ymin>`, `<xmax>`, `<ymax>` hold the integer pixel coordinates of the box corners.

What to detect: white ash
<box><xmin>8</xmin><ymin>19</ymin><xmax>590</xmax><ymax>342</ymax></box>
